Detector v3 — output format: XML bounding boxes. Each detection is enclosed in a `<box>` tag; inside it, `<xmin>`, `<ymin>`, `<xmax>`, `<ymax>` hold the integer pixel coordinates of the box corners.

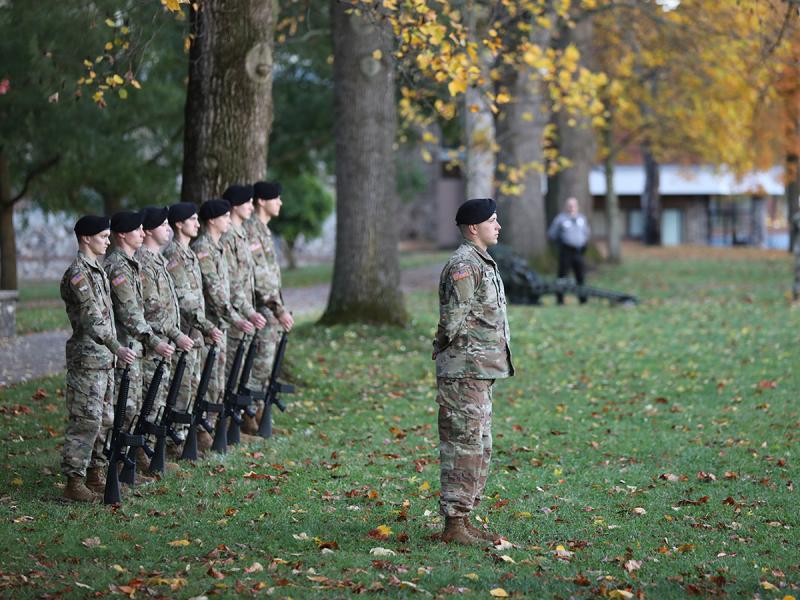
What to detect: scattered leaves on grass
<box><xmin>368</xmin><ymin>524</ymin><xmax>393</xmax><ymax>539</ymax></box>
<box><xmin>81</xmin><ymin>536</ymin><xmax>101</xmax><ymax>548</ymax></box>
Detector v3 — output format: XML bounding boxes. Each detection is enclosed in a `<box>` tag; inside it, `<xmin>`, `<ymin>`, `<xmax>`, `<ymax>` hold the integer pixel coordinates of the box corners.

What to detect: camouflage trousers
<box><xmin>794</xmin><ymin>250</ymin><xmax>800</xmax><ymax>298</ymax></box>
<box><xmin>207</xmin><ymin>332</ymin><xmax>227</xmax><ymax>405</ymax></box>
<box><xmin>61</xmin><ymin>368</ymin><xmax>114</xmax><ymax>477</ymax></box>
<box><xmin>250</xmin><ymin>312</ymin><xmax>282</xmax><ymax>391</ymax></box>
<box><xmin>437</xmin><ymin>377</ymin><xmax>493</xmax><ymax>518</ymax></box>
<box><xmin>175</xmin><ymin>343</ymin><xmax>203</xmax><ymax>414</ymax></box>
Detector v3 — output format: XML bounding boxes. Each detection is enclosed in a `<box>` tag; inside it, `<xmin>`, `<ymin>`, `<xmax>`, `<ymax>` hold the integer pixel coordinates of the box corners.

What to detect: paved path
<box><xmin>0</xmin><ymin>264</ymin><xmax>441</xmax><ymax>387</ymax></box>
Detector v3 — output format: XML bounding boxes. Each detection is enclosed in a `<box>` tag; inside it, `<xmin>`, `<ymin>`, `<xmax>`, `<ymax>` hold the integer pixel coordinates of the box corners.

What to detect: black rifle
<box><xmin>257</xmin><ymin>332</ymin><xmax>294</xmax><ymax>438</ymax></box>
<box><xmin>148</xmin><ymin>352</ymin><xmax>188</xmax><ymax>474</ymax></box>
<box><xmin>119</xmin><ymin>357</ymin><xmax>166</xmax><ymax>485</ymax></box>
<box><xmin>226</xmin><ymin>335</ymin><xmax>265</xmax><ymax>445</ymax></box>
<box><xmin>181</xmin><ymin>344</ymin><xmax>219</xmax><ymax>461</ymax></box>
<box><xmin>210</xmin><ymin>336</ymin><xmax>248</xmax><ymax>454</ymax></box>
<box><xmin>103</xmin><ymin>348</ymin><xmax>145</xmax><ymax>504</ymax></box>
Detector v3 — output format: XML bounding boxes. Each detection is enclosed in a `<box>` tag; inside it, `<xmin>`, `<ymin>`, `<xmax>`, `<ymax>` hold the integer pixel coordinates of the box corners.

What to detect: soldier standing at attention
<box><xmin>243</xmin><ymin>181</ymin><xmax>294</xmax><ymax>428</ymax></box>
<box><xmin>547</xmin><ymin>196</ymin><xmax>591</xmax><ymax>305</ymax></box>
<box><xmin>105</xmin><ymin>211</ymin><xmax>175</xmax><ymax>436</ymax></box>
<box><xmin>137</xmin><ymin>207</ymin><xmax>194</xmax><ymax>455</ymax></box>
<box><xmin>220</xmin><ymin>185</ymin><xmax>265</xmax><ymax>405</ymax></box>
<box><xmin>432</xmin><ymin>198</ymin><xmax>514</xmax><ymax>546</ymax></box>
<box><xmin>192</xmin><ymin>199</ymin><xmax>253</xmax><ymax>406</ymax></box>
<box><xmin>60</xmin><ymin>216</ymin><xmax>136</xmax><ymax>502</ymax></box>
<box><xmin>163</xmin><ymin>202</ymin><xmax>224</xmax><ymax>449</ymax></box>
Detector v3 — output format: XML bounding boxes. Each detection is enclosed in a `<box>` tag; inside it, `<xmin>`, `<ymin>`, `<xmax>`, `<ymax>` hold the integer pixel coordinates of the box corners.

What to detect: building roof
<box><xmin>589</xmin><ymin>164</ymin><xmax>785</xmax><ymax>197</ymax></box>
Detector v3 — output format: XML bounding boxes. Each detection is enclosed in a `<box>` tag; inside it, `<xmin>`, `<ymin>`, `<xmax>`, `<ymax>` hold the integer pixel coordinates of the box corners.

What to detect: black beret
<box><xmin>222</xmin><ymin>184</ymin><xmax>254</xmax><ymax>206</ymax></box>
<box><xmin>142</xmin><ymin>206</ymin><xmax>169</xmax><ymax>230</ymax></box>
<box><xmin>253</xmin><ymin>181</ymin><xmax>282</xmax><ymax>201</ymax></box>
<box><xmin>168</xmin><ymin>202</ymin><xmax>197</xmax><ymax>226</ymax></box>
<box><xmin>74</xmin><ymin>215</ymin><xmax>111</xmax><ymax>237</ymax></box>
<box><xmin>455</xmin><ymin>198</ymin><xmax>497</xmax><ymax>225</ymax></box>
<box><xmin>198</xmin><ymin>198</ymin><xmax>231</xmax><ymax>221</ymax></box>
<box><xmin>110</xmin><ymin>210</ymin><xmax>145</xmax><ymax>233</ymax></box>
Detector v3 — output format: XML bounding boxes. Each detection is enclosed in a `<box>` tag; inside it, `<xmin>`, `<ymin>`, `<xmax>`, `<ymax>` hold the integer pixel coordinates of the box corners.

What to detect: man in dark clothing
<box><xmin>547</xmin><ymin>197</ymin><xmax>590</xmax><ymax>305</ymax></box>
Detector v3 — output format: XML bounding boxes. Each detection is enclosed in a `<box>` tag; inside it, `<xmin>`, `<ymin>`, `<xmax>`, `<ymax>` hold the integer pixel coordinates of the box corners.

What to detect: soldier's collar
<box><xmin>77</xmin><ymin>250</ymin><xmax>100</xmax><ymax>268</ymax></box>
<box><xmin>464</xmin><ymin>241</ymin><xmax>496</xmax><ymax>264</ymax></box>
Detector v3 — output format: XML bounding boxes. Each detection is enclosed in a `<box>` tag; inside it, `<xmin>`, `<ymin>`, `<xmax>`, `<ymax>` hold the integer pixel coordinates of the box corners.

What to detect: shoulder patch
<box><xmin>452</xmin><ymin>269</ymin><xmax>470</xmax><ymax>282</ymax></box>
<box><xmin>70</xmin><ymin>272</ymin><xmax>85</xmax><ymax>286</ymax></box>
<box><xmin>112</xmin><ymin>274</ymin><xmax>126</xmax><ymax>287</ymax></box>
<box><xmin>196</xmin><ymin>251</ymin><xmax>210</xmax><ymax>260</ymax></box>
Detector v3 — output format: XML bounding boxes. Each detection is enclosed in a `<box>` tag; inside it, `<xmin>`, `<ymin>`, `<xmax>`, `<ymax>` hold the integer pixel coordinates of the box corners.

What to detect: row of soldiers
<box><xmin>60</xmin><ymin>181</ymin><xmax>292</xmax><ymax>502</ymax></box>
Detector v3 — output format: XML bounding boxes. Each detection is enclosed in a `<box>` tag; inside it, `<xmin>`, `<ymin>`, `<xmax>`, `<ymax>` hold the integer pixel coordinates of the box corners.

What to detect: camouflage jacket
<box><xmin>243</xmin><ymin>217</ymin><xmax>286</xmax><ymax>318</ymax></box>
<box><xmin>136</xmin><ymin>246</ymin><xmax>183</xmax><ymax>344</ymax></box>
<box><xmin>163</xmin><ymin>239</ymin><xmax>216</xmax><ymax>339</ymax></box>
<box><xmin>103</xmin><ymin>246</ymin><xmax>163</xmax><ymax>354</ymax></box>
<box><xmin>191</xmin><ymin>231</ymin><xmax>240</xmax><ymax>329</ymax></box>
<box><xmin>220</xmin><ymin>222</ymin><xmax>257</xmax><ymax>320</ymax></box>
<box><xmin>60</xmin><ymin>251</ymin><xmax>121</xmax><ymax>369</ymax></box>
<box><xmin>433</xmin><ymin>241</ymin><xmax>514</xmax><ymax>379</ymax></box>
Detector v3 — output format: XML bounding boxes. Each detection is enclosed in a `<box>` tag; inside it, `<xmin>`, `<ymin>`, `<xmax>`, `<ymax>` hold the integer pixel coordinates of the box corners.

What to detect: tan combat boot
<box><xmin>63</xmin><ymin>476</ymin><xmax>100</xmax><ymax>503</ymax></box>
<box><xmin>197</xmin><ymin>430</ymin><xmax>214</xmax><ymax>452</ymax></box>
<box><xmin>241</xmin><ymin>414</ymin><xmax>259</xmax><ymax>435</ymax></box>
<box><xmin>441</xmin><ymin>516</ymin><xmax>484</xmax><ymax>546</ymax></box>
<box><xmin>464</xmin><ymin>518</ymin><xmax>500</xmax><ymax>543</ymax></box>
<box><xmin>85</xmin><ymin>467</ymin><xmax>106</xmax><ymax>494</ymax></box>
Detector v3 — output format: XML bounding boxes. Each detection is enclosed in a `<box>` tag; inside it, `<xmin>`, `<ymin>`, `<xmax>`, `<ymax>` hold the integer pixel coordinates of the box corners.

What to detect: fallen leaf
<box><xmin>490</xmin><ymin>588</ymin><xmax>509</xmax><ymax>598</ymax></box>
<box><xmin>168</xmin><ymin>539</ymin><xmax>191</xmax><ymax>547</ymax></box>
<box><xmin>632</xmin><ymin>507</ymin><xmax>647</xmax><ymax>515</ymax></box>
<box><xmin>369</xmin><ymin>547</ymin><xmax>396</xmax><ymax>556</ymax></box>
<box><xmin>608</xmin><ymin>591</ymin><xmax>634</xmax><ymax>599</ymax></box>
<box><xmin>244</xmin><ymin>562</ymin><xmax>263</xmax><ymax>574</ymax></box>
<box><xmin>624</xmin><ymin>559</ymin><xmax>642</xmax><ymax>572</ymax></box>
<box><xmin>81</xmin><ymin>537</ymin><xmax>101</xmax><ymax>548</ymax></box>
<box><xmin>368</xmin><ymin>524</ymin><xmax>393</xmax><ymax>540</ymax></box>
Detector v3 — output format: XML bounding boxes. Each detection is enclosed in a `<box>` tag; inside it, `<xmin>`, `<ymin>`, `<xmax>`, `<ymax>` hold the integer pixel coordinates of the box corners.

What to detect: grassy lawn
<box><xmin>1</xmin><ymin>249</ymin><xmax>798</xmax><ymax>598</ymax></box>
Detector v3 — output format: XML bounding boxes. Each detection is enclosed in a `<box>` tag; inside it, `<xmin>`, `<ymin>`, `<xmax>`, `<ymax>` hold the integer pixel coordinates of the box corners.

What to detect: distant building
<box><xmin>590</xmin><ymin>164</ymin><xmax>787</xmax><ymax>249</ymax></box>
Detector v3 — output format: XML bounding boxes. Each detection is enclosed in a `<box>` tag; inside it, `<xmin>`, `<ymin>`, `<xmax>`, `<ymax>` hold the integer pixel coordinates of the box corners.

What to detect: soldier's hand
<box><xmin>249</xmin><ymin>312</ymin><xmax>267</xmax><ymax>330</ymax></box>
<box><xmin>278</xmin><ymin>312</ymin><xmax>294</xmax><ymax>332</ymax></box>
<box><xmin>155</xmin><ymin>341</ymin><xmax>175</xmax><ymax>358</ymax></box>
<box><xmin>116</xmin><ymin>346</ymin><xmax>137</xmax><ymax>365</ymax></box>
<box><xmin>235</xmin><ymin>319</ymin><xmax>254</xmax><ymax>334</ymax></box>
<box><xmin>210</xmin><ymin>327</ymin><xmax>224</xmax><ymax>344</ymax></box>
<box><xmin>176</xmin><ymin>334</ymin><xmax>194</xmax><ymax>351</ymax></box>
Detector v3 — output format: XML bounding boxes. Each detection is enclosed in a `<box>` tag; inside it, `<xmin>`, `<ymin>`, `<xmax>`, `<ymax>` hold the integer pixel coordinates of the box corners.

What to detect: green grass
<box><xmin>1</xmin><ymin>250</ymin><xmax>798</xmax><ymax>598</ymax></box>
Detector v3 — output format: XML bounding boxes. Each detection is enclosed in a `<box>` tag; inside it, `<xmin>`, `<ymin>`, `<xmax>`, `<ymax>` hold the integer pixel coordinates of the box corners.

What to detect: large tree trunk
<box><xmin>641</xmin><ymin>144</ymin><xmax>661</xmax><ymax>246</ymax></box>
<box><xmin>320</xmin><ymin>0</ymin><xmax>406</xmax><ymax>326</ymax></box>
<box><xmin>788</xmin><ymin>151</ymin><xmax>799</xmax><ymax>252</ymax></box>
<box><xmin>545</xmin><ymin>17</ymin><xmax>595</xmax><ymax>227</ymax></box>
<box><xmin>0</xmin><ymin>150</ymin><xmax>17</xmax><ymax>291</ymax></box>
<box><xmin>603</xmin><ymin>126</ymin><xmax>621</xmax><ymax>263</ymax></box>
<box><xmin>495</xmin><ymin>42</ymin><xmax>549</xmax><ymax>261</ymax></box>
<box><xmin>181</xmin><ymin>0</ymin><xmax>277</xmax><ymax>201</ymax></box>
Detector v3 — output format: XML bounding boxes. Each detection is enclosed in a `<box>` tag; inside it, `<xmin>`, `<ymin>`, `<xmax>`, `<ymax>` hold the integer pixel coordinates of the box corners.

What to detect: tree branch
<box><xmin>8</xmin><ymin>154</ymin><xmax>61</xmax><ymax>205</ymax></box>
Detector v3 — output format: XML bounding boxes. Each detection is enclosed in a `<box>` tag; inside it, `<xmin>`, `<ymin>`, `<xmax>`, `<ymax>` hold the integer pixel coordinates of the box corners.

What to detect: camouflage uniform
<box><xmin>220</xmin><ymin>222</ymin><xmax>258</xmax><ymax>382</ymax></box>
<box><xmin>191</xmin><ymin>231</ymin><xmax>241</xmax><ymax>403</ymax></box>
<box><xmin>163</xmin><ymin>240</ymin><xmax>218</xmax><ymax>413</ymax></box>
<box><xmin>137</xmin><ymin>247</ymin><xmax>184</xmax><ymax>418</ymax></box>
<box><xmin>104</xmin><ymin>247</ymin><xmax>164</xmax><ymax>425</ymax></box>
<box><xmin>432</xmin><ymin>241</ymin><xmax>514</xmax><ymax>518</ymax></box>
<box><xmin>244</xmin><ymin>217</ymin><xmax>286</xmax><ymax>387</ymax></box>
<box><xmin>60</xmin><ymin>252</ymin><xmax>121</xmax><ymax>478</ymax></box>
<box><xmin>793</xmin><ymin>213</ymin><xmax>800</xmax><ymax>299</ymax></box>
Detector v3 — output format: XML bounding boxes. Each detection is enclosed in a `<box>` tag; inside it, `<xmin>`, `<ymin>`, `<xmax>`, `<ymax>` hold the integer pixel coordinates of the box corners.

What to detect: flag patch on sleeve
<box><xmin>250</xmin><ymin>242</ymin><xmax>262</xmax><ymax>252</ymax></box>
<box><xmin>452</xmin><ymin>269</ymin><xmax>470</xmax><ymax>282</ymax></box>
<box><xmin>196</xmin><ymin>251</ymin><xmax>209</xmax><ymax>260</ymax></box>
<box><xmin>112</xmin><ymin>274</ymin><xmax>126</xmax><ymax>287</ymax></box>
<box><xmin>70</xmin><ymin>272</ymin><xmax>85</xmax><ymax>285</ymax></box>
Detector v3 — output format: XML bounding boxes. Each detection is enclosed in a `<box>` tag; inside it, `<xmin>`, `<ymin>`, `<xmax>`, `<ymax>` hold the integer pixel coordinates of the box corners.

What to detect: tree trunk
<box><xmin>603</xmin><ymin>128</ymin><xmax>621</xmax><ymax>263</ymax></box>
<box><xmin>641</xmin><ymin>144</ymin><xmax>661</xmax><ymax>246</ymax></box>
<box><xmin>787</xmin><ymin>151</ymin><xmax>799</xmax><ymax>253</ymax></box>
<box><xmin>181</xmin><ymin>0</ymin><xmax>277</xmax><ymax>201</ymax></box>
<box><xmin>320</xmin><ymin>0</ymin><xmax>406</xmax><ymax>326</ymax></box>
<box><xmin>495</xmin><ymin>41</ymin><xmax>549</xmax><ymax>261</ymax></box>
<box><xmin>0</xmin><ymin>150</ymin><xmax>17</xmax><ymax>291</ymax></box>
<box><xmin>546</xmin><ymin>17</ymin><xmax>595</xmax><ymax>226</ymax></box>
<box><xmin>465</xmin><ymin>75</ymin><xmax>495</xmax><ymax>199</ymax></box>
